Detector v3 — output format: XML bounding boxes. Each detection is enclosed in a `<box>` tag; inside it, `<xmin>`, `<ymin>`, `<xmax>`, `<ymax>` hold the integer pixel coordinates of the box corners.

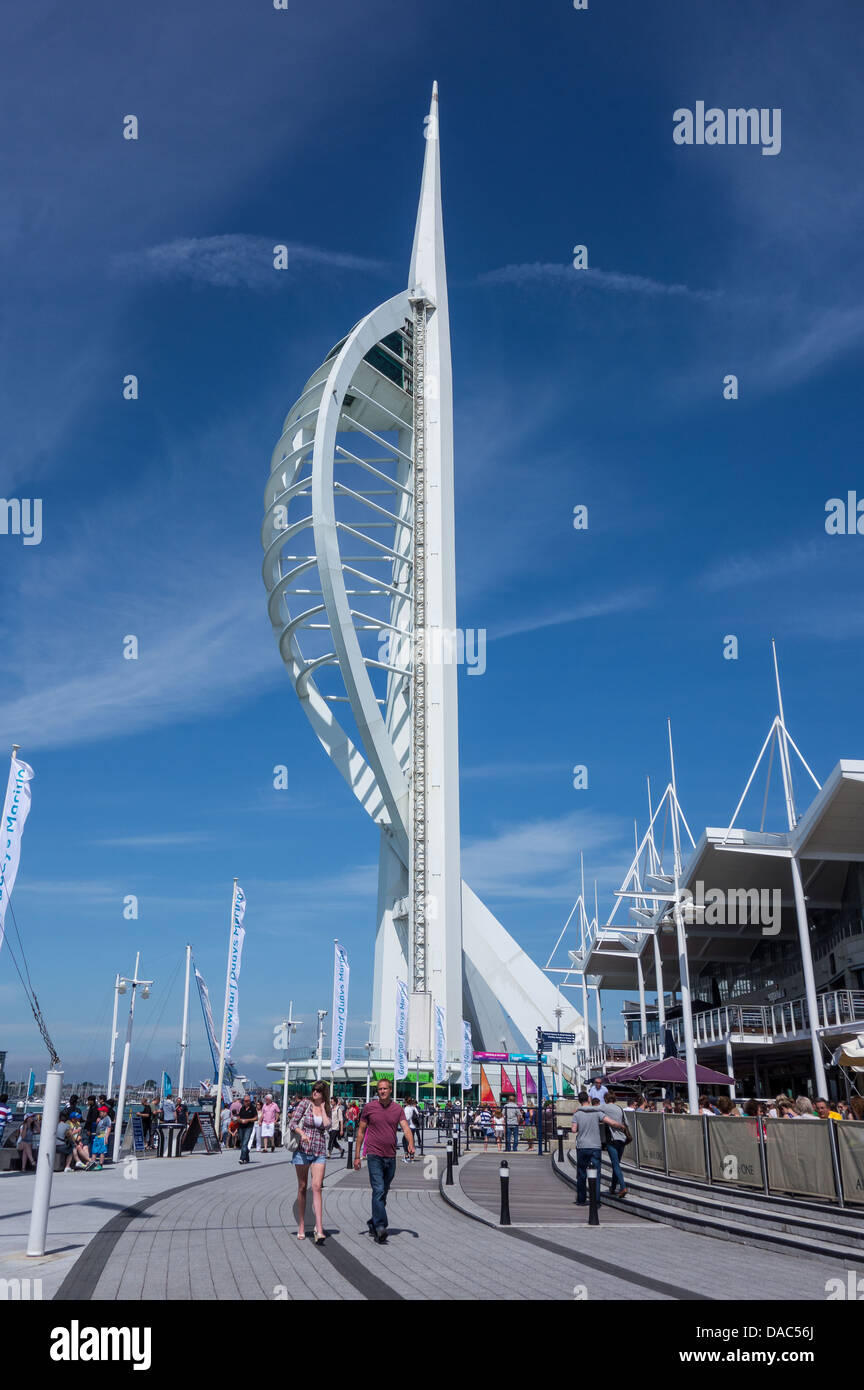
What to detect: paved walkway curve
<box><xmin>50</xmin><ymin>1147</ymin><xmax>851</xmax><ymax>1302</ymax></box>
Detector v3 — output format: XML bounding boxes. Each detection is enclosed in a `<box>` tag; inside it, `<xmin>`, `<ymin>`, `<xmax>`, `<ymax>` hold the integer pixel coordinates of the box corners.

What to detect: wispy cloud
<box><xmin>698</xmin><ymin>540</ymin><xmax>826</xmax><ymax>592</ymax></box>
<box><xmin>94</xmin><ymin>832</ymin><xmax>215</xmax><ymax>848</ymax></box>
<box><xmin>462</xmin><ymin>810</ymin><xmax>632</xmax><ymax>905</ymax></box>
<box><xmin>756</xmin><ymin>303</ymin><xmax>864</xmax><ymax>388</ymax></box>
<box><xmin>492</xmin><ymin>587</ymin><xmax>657</xmax><ymax>640</ymax></box>
<box><xmin>477</xmin><ymin>262</ymin><xmax>720</xmax><ymax>303</ymax></box>
<box><xmin>0</xmin><ymin>595</ymin><xmax>279</xmax><ymax>752</ymax></box>
<box><xmin>112</xmin><ymin>235</ymin><xmax>389</xmax><ymax>290</ymax></box>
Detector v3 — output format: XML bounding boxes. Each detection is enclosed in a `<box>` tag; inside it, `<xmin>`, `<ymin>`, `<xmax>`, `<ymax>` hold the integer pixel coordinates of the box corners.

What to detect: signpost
<box><xmin>537</xmin><ymin>1032</ymin><xmax>576</xmax><ymax>1156</ymax></box>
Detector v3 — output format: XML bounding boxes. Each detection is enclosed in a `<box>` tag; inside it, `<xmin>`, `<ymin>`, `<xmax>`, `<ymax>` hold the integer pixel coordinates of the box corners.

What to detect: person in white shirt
<box><xmin>401</xmin><ymin>1099</ymin><xmax>420</xmax><ymax>1161</ymax></box>
<box><xmin>327</xmin><ymin>1100</ymin><xmax>345</xmax><ymax>1157</ymax></box>
<box><xmin>588</xmin><ymin>1079</ymin><xmax>609</xmax><ymax>1103</ymax></box>
<box><xmin>250</xmin><ymin>1099</ymin><xmax>263</xmax><ymax>1151</ymax></box>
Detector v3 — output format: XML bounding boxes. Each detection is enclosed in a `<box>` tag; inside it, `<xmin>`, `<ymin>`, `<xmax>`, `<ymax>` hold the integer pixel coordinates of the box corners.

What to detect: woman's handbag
<box><xmin>287</xmin><ymin>1100</ymin><xmax>307</xmax><ymax>1154</ymax></box>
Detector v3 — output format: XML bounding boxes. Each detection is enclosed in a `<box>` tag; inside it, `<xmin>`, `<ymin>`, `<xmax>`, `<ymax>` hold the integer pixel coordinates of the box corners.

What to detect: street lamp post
<box><xmin>112</xmin><ymin>952</ymin><xmax>153</xmax><ymax>1164</ymax></box>
<box><xmin>365</xmin><ymin>1041</ymin><xmax>374</xmax><ymax>1103</ymax></box>
<box><xmin>316</xmin><ymin>1009</ymin><xmax>327</xmax><ymax>1082</ymax></box>
<box><xmin>279</xmin><ymin>1003</ymin><xmax>300</xmax><ymax>1142</ymax></box>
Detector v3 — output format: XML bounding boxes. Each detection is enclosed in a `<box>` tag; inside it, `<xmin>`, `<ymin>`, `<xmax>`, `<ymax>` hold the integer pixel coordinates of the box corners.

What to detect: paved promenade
<box><xmin>0</xmin><ymin>1142</ymin><xmax>853</xmax><ymax>1301</ymax></box>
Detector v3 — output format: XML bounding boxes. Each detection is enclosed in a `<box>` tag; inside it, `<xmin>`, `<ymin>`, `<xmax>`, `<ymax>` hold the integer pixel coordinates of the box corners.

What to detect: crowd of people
<box><xmin>599</xmin><ymin>1088</ymin><xmax>864</xmax><ymax>1120</ymax></box>
<box><xmin>6</xmin><ymin>1093</ymin><xmax>119</xmax><ymax>1173</ymax></box>
<box><xmin>0</xmin><ymin>1090</ymin><xmax>193</xmax><ymax>1173</ymax></box>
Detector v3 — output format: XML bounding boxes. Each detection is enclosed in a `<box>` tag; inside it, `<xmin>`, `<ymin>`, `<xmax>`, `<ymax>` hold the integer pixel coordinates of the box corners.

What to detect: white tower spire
<box><xmin>262</xmin><ymin>85</ymin><xmax>586</xmax><ymax>1074</ymax></box>
<box><xmin>405</xmin><ymin>83</ymin><xmax>463</xmax><ymax>1056</ymax></box>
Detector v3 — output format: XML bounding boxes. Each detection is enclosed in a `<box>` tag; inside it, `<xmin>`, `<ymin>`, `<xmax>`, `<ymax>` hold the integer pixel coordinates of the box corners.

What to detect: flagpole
<box><xmin>280</xmin><ymin>1001</ymin><xmax>297</xmax><ymax>1143</ymax></box>
<box><xmin>107</xmin><ymin>974</ymin><xmax>121</xmax><ymax>1100</ymax></box>
<box><xmin>215</xmin><ymin>878</ymin><xmax>238</xmax><ymax>1141</ymax></box>
<box><xmin>178</xmin><ymin>944</ymin><xmax>191</xmax><ymax>1099</ymax></box>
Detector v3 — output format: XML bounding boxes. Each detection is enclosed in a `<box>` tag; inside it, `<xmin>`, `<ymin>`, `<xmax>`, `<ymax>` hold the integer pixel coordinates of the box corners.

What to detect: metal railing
<box><xmin>624</xmin><ymin>1112</ymin><xmax>864</xmax><ymax>1208</ymax></box>
<box><xmin>594</xmin><ymin>989</ymin><xmax>864</xmax><ymax>1069</ymax></box>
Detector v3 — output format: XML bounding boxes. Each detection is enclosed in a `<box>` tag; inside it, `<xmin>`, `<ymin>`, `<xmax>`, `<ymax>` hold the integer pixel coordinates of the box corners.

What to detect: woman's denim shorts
<box><xmin>292</xmin><ymin>1148</ymin><xmax>326</xmax><ymax>1166</ymax></box>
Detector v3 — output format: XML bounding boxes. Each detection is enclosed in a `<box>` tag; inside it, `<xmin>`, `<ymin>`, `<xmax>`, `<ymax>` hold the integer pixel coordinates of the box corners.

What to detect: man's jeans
<box><xmin>505</xmin><ymin>1125</ymin><xmax>519</xmax><ymax>1151</ymax></box>
<box><xmin>367</xmin><ymin>1155</ymin><xmax>397</xmax><ymax>1229</ymax></box>
<box><xmin>606</xmin><ymin>1140</ymin><xmax>626</xmax><ymax>1193</ymax></box>
<box><xmin>576</xmin><ymin>1147</ymin><xmax>602</xmax><ymax>1205</ymax></box>
<box><xmin>240</xmin><ymin>1125</ymin><xmax>252</xmax><ymax>1161</ymax></box>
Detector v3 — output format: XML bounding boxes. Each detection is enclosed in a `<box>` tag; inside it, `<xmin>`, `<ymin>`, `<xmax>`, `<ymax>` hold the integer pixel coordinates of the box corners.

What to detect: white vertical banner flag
<box><xmin>224</xmin><ymin>885</ymin><xmax>246</xmax><ymax>1059</ymax></box>
<box><xmin>195</xmin><ymin>968</ymin><xmax>220</xmax><ymax>1077</ymax></box>
<box><xmin>434</xmin><ymin>1004</ymin><xmax>447</xmax><ymax>1085</ymax></box>
<box><xmin>0</xmin><ymin>755</ymin><xmax>34</xmax><ymax>955</ymax></box>
<box><xmin>394</xmin><ymin>979</ymin><xmax>409</xmax><ymax>1081</ymax></box>
<box><xmin>461</xmin><ymin>1020</ymin><xmax>473</xmax><ymax>1091</ymax></box>
<box><xmin>331</xmin><ymin>941</ymin><xmax>349</xmax><ymax>1070</ymax></box>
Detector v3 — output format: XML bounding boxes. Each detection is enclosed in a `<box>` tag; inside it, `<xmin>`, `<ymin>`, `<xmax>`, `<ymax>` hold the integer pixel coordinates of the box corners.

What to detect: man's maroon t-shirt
<box><xmin>360</xmin><ymin>1100</ymin><xmax>406</xmax><ymax>1157</ymax></box>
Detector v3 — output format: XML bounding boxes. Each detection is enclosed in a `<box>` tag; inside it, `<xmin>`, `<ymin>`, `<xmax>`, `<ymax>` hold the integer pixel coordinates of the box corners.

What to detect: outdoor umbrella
<box><xmin>832</xmin><ymin>1034</ymin><xmax>864</xmax><ymax>1073</ymax></box>
<box><xmin>627</xmin><ymin>1057</ymin><xmax>735</xmax><ymax>1087</ymax></box>
<box><xmin>590</xmin><ymin>1057</ymin><xmax>734</xmax><ymax>1086</ymax></box>
<box><xmin>596</xmin><ymin>1060</ymin><xmax>645</xmax><ymax>1084</ymax></box>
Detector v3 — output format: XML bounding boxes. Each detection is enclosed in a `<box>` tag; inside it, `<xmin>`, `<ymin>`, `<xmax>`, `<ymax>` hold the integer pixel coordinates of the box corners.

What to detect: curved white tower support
<box><xmin>262</xmin><ymin>88</ymin><xmax>584</xmax><ymax>1068</ymax></box>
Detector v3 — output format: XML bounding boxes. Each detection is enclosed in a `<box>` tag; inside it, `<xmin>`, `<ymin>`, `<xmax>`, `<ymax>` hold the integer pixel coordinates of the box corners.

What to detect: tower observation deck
<box><xmin>261</xmin><ymin>86</ymin><xmax>583</xmax><ymax>1068</ymax></box>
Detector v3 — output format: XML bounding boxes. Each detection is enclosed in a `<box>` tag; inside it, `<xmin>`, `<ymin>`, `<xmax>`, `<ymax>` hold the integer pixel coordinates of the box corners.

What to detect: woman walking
<box><xmin>290</xmin><ymin>1082</ymin><xmax>331</xmax><ymax>1244</ymax></box>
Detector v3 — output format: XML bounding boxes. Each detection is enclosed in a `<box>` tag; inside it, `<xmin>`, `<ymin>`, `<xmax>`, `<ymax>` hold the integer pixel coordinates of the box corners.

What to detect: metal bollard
<box><xmin>453</xmin><ymin>1133</ymin><xmax>460</xmax><ymax>1165</ymax></box>
<box><xmin>557</xmin><ymin>1128</ymin><xmax>564</xmax><ymax>1163</ymax></box>
<box><xmin>346</xmin><ymin>1137</ymin><xmax>354</xmax><ymax>1171</ymax></box>
<box><xmin>445</xmin><ymin>1138</ymin><xmax>454</xmax><ymax>1186</ymax></box>
<box><xmin>499</xmin><ymin>1160</ymin><xmax>511</xmax><ymax>1226</ymax></box>
<box><xmin>464</xmin><ymin>1122</ymin><xmax>470</xmax><ymax>1152</ymax></box>
<box><xmin>587</xmin><ymin>1161</ymin><xmax>600</xmax><ymax>1226</ymax></box>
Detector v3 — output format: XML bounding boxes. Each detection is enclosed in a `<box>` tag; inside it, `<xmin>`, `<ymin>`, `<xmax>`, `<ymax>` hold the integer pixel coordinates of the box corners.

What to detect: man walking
<box><xmin>260</xmin><ymin>1093</ymin><xmax>280</xmax><ymax>1152</ymax></box>
<box><xmin>503</xmin><ymin>1095</ymin><xmax>522</xmax><ymax>1152</ymax></box>
<box><xmin>571</xmin><ymin>1091</ymin><xmax>624</xmax><ymax>1207</ymax></box>
<box><xmin>354</xmin><ymin>1079</ymin><xmax>415</xmax><ymax>1243</ymax></box>
<box><xmin>236</xmin><ymin>1093</ymin><xmax>257</xmax><ymax>1164</ymax></box>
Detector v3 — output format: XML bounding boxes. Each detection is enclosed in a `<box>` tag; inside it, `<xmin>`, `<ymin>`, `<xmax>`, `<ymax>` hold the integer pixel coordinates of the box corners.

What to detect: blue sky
<box><xmin>2</xmin><ymin>0</ymin><xmax>863</xmax><ymax>1083</ymax></box>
